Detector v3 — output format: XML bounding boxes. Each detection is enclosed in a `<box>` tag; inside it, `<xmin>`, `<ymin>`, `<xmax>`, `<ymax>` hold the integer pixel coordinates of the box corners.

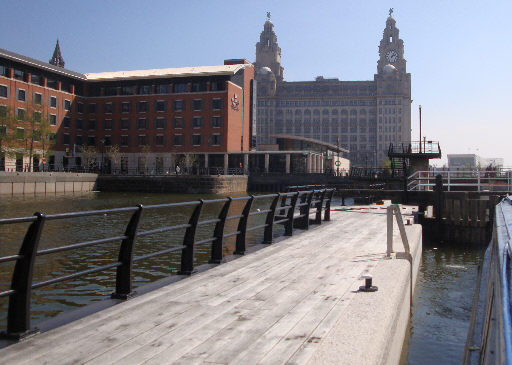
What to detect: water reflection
<box><xmin>0</xmin><ymin>192</ymin><xmax>281</xmax><ymax>330</ymax></box>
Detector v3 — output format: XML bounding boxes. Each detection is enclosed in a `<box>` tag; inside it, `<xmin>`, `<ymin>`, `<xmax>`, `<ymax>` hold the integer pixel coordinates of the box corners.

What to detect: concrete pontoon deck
<box><xmin>0</xmin><ymin>204</ymin><xmax>422</xmax><ymax>365</ymax></box>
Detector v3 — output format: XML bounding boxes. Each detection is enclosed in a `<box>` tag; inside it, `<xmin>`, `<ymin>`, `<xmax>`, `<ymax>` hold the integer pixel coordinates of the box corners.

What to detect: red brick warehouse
<box><xmin>0</xmin><ymin>44</ymin><xmax>255</xmax><ymax>173</ymax></box>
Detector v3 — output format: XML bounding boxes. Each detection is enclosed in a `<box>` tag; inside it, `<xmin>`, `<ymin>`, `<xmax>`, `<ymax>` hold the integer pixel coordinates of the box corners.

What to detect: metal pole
<box><xmin>419</xmin><ymin>105</ymin><xmax>422</xmax><ymax>153</ymax></box>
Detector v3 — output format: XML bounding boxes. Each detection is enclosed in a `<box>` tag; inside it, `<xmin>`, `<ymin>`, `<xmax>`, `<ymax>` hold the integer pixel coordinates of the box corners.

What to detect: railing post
<box><xmin>299</xmin><ymin>191</ymin><xmax>313</xmax><ymax>230</ymax></box>
<box><xmin>477</xmin><ymin>171</ymin><xmax>481</xmax><ymax>192</ymax></box>
<box><xmin>234</xmin><ymin>196</ymin><xmax>254</xmax><ymax>255</ymax></box>
<box><xmin>210</xmin><ymin>198</ymin><xmax>232</xmax><ymax>264</ymax></box>
<box><xmin>263</xmin><ymin>194</ymin><xmax>280</xmax><ymax>244</ymax></box>
<box><xmin>447</xmin><ymin>171</ymin><xmax>451</xmax><ymax>192</ymax></box>
<box><xmin>285</xmin><ymin>192</ymin><xmax>299</xmax><ymax>236</ymax></box>
<box><xmin>3</xmin><ymin>212</ymin><xmax>46</xmax><ymax>340</ymax></box>
<box><xmin>314</xmin><ymin>190</ymin><xmax>326</xmax><ymax>225</ymax></box>
<box><xmin>112</xmin><ymin>204</ymin><xmax>144</xmax><ymax>300</ymax></box>
<box><xmin>387</xmin><ymin>205</ymin><xmax>394</xmax><ymax>257</ymax></box>
<box><xmin>179</xmin><ymin>200</ymin><xmax>204</xmax><ymax>275</ymax></box>
<box><xmin>324</xmin><ymin>189</ymin><xmax>335</xmax><ymax>221</ymax></box>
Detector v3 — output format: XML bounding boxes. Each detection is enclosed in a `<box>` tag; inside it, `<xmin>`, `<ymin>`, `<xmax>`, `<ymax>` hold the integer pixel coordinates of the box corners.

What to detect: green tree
<box><xmin>106</xmin><ymin>144</ymin><xmax>122</xmax><ymax>173</ymax></box>
<box><xmin>80</xmin><ymin>145</ymin><xmax>98</xmax><ymax>171</ymax></box>
<box><xmin>0</xmin><ymin>106</ymin><xmax>16</xmax><ymax>163</ymax></box>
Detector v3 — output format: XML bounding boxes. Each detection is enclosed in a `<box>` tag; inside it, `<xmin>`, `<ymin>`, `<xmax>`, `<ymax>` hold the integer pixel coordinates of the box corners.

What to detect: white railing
<box><xmin>408</xmin><ymin>169</ymin><xmax>512</xmax><ymax>192</ymax></box>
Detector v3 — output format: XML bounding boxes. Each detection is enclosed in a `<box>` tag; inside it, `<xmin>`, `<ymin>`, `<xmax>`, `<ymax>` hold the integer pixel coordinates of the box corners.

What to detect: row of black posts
<box><xmin>0</xmin><ymin>188</ymin><xmax>334</xmax><ymax>341</ymax></box>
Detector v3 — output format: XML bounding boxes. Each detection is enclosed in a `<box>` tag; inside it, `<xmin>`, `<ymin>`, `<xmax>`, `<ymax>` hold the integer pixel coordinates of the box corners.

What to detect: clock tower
<box><xmin>377</xmin><ymin>9</ymin><xmax>407</xmax><ymax>74</ymax></box>
<box><xmin>375</xmin><ymin>9</ymin><xmax>412</xmax><ymax>156</ymax></box>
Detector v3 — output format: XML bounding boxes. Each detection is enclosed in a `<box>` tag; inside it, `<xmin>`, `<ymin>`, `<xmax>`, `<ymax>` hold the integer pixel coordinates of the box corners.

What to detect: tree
<box><xmin>382</xmin><ymin>158</ymin><xmax>392</xmax><ymax>176</ymax></box>
<box><xmin>0</xmin><ymin>106</ymin><xmax>16</xmax><ymax>165</ymax></box>
<box><xmin>80</xmin><ymin>145</ymin><xmax>98</xmax><ymax>172</ymax></box>
<box><xmin>106</xmin><ymin>144</ymin><xmax>122</xmax><ymax>173</ymax></box>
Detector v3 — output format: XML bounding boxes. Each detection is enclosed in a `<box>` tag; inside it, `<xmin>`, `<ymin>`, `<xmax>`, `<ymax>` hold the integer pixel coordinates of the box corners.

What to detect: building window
<box><xmin>32</xmin><ymin>92</ymin><xmax>42</xmax><ymax>105</ymax></box>
<box><xmin>192</xmin><ymin>99</ymin><xmax>203</xmax><ymax>111</ymax></box>
<box><xmin>173</xmin><ymin>100</ymin><xmax>185</xmax><ymax>112</ymax></box>
<box><xmin>120</xmin><ymin>135</ymin><xmax>129</xmax><ymax>147</ymax></box>
<box><xmin>0</xmin><ymin>105</ymin><xmax>6</xmax><ymax>117</ymax></box>
<box><xmin>62</xmin><ymin>133</ymin><xmax>70</xmax><ymax>145</ymax></box>
<box><xmin>211</xmin><ymin>98</ymin><xmax>223</xmax><ymax>110</ymax></box>
<box><xmin>173</xmin><ymin>83</ymin><xmax>187</xmax><ymax>93</ymax></box>
<box><xmin>47</xmin><ymin>79</ymin><xmax>58</xmax><ymax>90</ymax></box>
<box><xmin>104</xmin><ymin>87</ymin><xmax>117</xmax><ymax>96</ymax></box>
<box><xmin>103</xmin><ymin>135</ymin><xmax>112</xmax><ymax>146</ymax></box>
<box><xmin>155</xmin><ymin>84</ymin><xmax>170</xmax><ymax>94</ymax></box>
<box><xmin>209</xmin><ymin>133</ymin><xmax>222</xmax><ymax>146</ymax></box>
<box><xmin>15</xmin><ymin>127</ymin><xmax>25</xmax><ymax>140</ymax></box>
<box><xmin>121</xmin><ymin>102</ymin><xmax>131</xmax><ymax>113</ymax></box>
<box><xmin>33</xmin><ymin>111</ymin><xmax>42</xmax><ymax>123</ymax></box>
<box><xmin>173</xmin><ymin>134</ymin><xmax>184</xmax><ymax>146</ymax></box>
<box><xmin>13</xmin><ymin>69</ymin><xmax>25</xmax><ymax>81</ymax></box>
<box><xmin>155</xmin><ymin>134</ymin><xmax>165</xmax><ymax>146</ymax></box>
<box><xmin>191</xmin><ymin>134</ymin><xmax>202</xmax><ymax>146</ymax></box>
<box><xmin>210</xmin><ymin>116</ymin><xmax>223</xmax><ymax>128</ymax></box>
<box><xmin>120</xmin><ymin>118</ymin><xmax>130</xmax><ymax>130</ymax></box>
<box><xmin>87</xmin><ymin>119</ymin><xmax>96</xmax><ymax>130</ymax></box>
<box><xmin>75</xmin><ymin>135</ymin><xmax>83</xmax><ymax>146</ymax></box>
<box><xmin>87</xmin><ymin>103</ymin><xmax>97</xmax><ymax>114</ymax></box>
<box><xmin>192</xmin><ymin>116</ymin><xmax>203</xmax><ymax>129</ymax></box>
<box><xmin>191</xmin><ymin>82</ymin><xmax>206</xmax><ymax>92</ymax></box>
<box><xmin>87</xmin><ymin>136</ymin><xmax>96</xmax><ymax>146</ymax></box>
<box><xmin>137</xmin><ymin>135</ymin><xmax>147</xmax><ymax>146</ymax></box>
<box><xmin>173</xmin><ymin>117</ymin><xmax>184</xmax><ymax>129</ymax></box>
<box><xmin>75</xmin><ymin>119</ymin><xmax>83</xmax><ymax>130</ymax></box>
<box><xmin>155</xmin><ymin>100</ymin><xmax>166</xmax><ymax>112</ymax></box>
<box><xmin>0</xmin><ymin>85</ymin><xmax>7</xmax><ymax>98</ymax></box>
<box><xmin>137</xmin><ymin>118</ymin><xmax>148</xmax><ymax>129</ymax></box>
<box><xmin>138</xmin><ymin>85</ymin><xmax>152</xmax><ymax>95</ymax></box>
<box><xmin>16</xmin><ymin>108</ymin><xmax>26</xmax><ymax>120</ymax></box>
<box><xmin>137</xmin><ymin>101</ymin><xmax>149</xmax><ymax>113</ymax></box>
<box><xmin>104</xmin><ymin>119</ymin><xmax>113</xmax><ymax>130</ymax></box>
<box><xmin>62</xmin><ymin>116</ymin><xmax>71</xmax><ymax>128</ymax></box>
<box><xmin>121</xmin><ymin>86</ymin><xmax>135</xmax><ymax>96</ymax></box>
<box><xmin>155</xmin><ymin>117</ymin><xmax>166</xmax><ymax>129</ymax></box>
<box><xmin>17</xmin><ymin>89</ymin><xmax>26</xmax><ymax>102</ymax></box>
<box><xmin>64</xmin><ymin>99</ymin><xmax>71</xmax><ymax>111</ymax></box>
<box><xmin>103</xmin><ymin>102</ymin><xmax>113</xmax><ymax>114</ymax></box>
<box><xmin>77</xmin><ymin>102</ymin><xmax>84</xmax><ymax>114</ymax></box>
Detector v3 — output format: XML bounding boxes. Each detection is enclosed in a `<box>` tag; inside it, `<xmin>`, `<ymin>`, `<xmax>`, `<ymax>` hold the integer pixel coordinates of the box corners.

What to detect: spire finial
<box><xmin>389</xmin><ymin>8</ymin><xmax>394</xmax><ymax>17</ymax></box>
<box><xmin>266</xmin><ymin>12</ymin><xmax>271</xmax><ymax>21</ymax></box>
<box><xmin>49</xmin><ymin>39</ymin><xmax>65</xmax><ymax>68</ymax></box>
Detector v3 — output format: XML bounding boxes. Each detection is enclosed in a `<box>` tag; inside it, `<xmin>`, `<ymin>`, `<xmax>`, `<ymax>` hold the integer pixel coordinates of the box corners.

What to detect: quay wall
<box><xmin>0</xmin><ymin>172</ymin><xmax>98</xmax><ymax>195</ymax></box>
<box><xmin>97</xmin><ymin>175</ymin><xmax>248</xmax><ymax>194</ymax></box>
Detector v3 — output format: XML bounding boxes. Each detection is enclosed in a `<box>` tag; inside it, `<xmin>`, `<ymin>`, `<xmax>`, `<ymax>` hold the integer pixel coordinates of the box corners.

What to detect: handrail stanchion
<box><xmin>210</xmin><ymin>198</ymin><xmax>232</xmax><ymax>264</ymax></box>
<box><xmin>112</xmin><ymin>204</ymin><xmax>144</xmax><ymax>299</ymax></box>
<box><xmin>324</xmin><ymin>189</ymin><xmax>335</xmax><ymax>221</ymax></box>
<box><xmin>263</xmin><ymin>194</ymin><xmax>280</xmax><ymax>244</ymax></box>
<box><xmin>315</xmin><ymin>190</ymin><xmax>326</xmax><ymax>225</ymax></box>
<box><xmin>4</xmin><ymin>212</ymin><xmax>46</xmax><ymax>339</ymax></box>
<box><xmin>299</xmin><ymin>191</ymin><xmax>313</xmax><ymax>230</ymax></box>
<box><xmin>285</xmin><ymin>192</ymin><xmax>299</xmax><ymax>236</ymax></box>
<box><xmin>387</xmin><ymin>206</ymin><xmax>394</xmax><ymax>257</ymax></box>
<box><xmin>178</xmin><ymin>200</ymin><xmax>204</xmax><ymax>275</ymax></box>
<box><xmin>234</xmin><ymin>196</ymin><xmax>254</xmax><ymax>255</ymax></box>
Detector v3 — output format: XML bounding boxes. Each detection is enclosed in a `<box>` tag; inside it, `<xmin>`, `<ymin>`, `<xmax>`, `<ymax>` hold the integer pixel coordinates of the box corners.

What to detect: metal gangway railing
<box><xmin>408</xmin><ymin>169</ymin><xmax>512</xmax><ymax>192</ymax></box>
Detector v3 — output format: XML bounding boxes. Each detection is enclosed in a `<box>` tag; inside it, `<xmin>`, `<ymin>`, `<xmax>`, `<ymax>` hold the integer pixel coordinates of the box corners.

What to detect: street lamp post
<box><xmin>419</xmin><ymin>105</ymin><xmax>422</xmax><ymax>153</ymax></box>
<box><xmin>100</xmin><ymin>138</ymin><xmax>105</xmax><ymax>174</ymax></box>
<box><xmin>336</xmin><ymin>136</ymin><xmax>340</xmax><ymax>176</ymax></box>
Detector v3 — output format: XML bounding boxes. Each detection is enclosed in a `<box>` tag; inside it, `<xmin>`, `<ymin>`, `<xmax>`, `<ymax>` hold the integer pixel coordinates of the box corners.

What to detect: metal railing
<box><xmin>0</xmin><ymin>188</ymin><xmax>334</xmax><ymax>340</ymax></box>
<box><xmin>388</xmin><ymin>141</ymin><xmax>441</xmax><ymax>155</ymax></box>
<box><xmin>408</xmin><ymin>170</ymin><xmax>512</xmax><ymax>192</ymax></box>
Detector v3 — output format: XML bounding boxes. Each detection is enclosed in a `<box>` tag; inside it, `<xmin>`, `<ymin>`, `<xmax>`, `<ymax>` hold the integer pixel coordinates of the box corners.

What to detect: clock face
<box><xmin>386</xmin><ymin>50</ymin><xmax>398</xmax><ymax>63</ymax></box>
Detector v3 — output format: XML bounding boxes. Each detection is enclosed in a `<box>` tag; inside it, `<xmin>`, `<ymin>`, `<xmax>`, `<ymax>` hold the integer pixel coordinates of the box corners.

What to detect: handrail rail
<box><xmin>0</xmin><ymin>188</ymin><xmax>335</xmax><ymax>340</ymax></box>
<box><xmin>408</xmin><ymin>170</ymin><xmax>512</xmax><ymax>192</ymax></box>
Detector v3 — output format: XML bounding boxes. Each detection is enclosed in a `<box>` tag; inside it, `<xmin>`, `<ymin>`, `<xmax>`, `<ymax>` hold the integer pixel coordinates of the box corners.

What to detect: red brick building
<box><xmin>0</xmin><ymin>46</ymin><xmax>255</xmax><ymax>173</ymax></box>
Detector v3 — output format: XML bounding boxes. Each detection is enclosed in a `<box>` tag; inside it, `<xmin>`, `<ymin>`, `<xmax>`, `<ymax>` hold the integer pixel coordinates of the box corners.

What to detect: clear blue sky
<box><xmin>1</xmin><ymin>0</ymin><xmax>511</xmax><ymax>166</ymax></box>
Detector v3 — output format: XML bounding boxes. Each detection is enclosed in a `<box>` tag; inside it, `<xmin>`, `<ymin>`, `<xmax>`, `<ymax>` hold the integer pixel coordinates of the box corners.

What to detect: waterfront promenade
<box><xmin>0</xmin><ymin>205</ymin><xmax>421</xmax><ymax>364</ymax></box>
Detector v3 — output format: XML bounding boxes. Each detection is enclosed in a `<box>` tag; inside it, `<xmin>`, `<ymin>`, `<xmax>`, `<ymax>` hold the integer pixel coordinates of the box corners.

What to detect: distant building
<box><xmin>254</xmin><ymin>10</ymin><xmax>411</xmax><ymax>167</ymax></box>
<box><xmin>447</xmin><ymin>154</ymin><xmax>504</xmax><ymax>169</ymax></box>
<box><xmin>0</xmin><ymin>44</ymin><xmax>255</xmax><ymax>173</ymax></box>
